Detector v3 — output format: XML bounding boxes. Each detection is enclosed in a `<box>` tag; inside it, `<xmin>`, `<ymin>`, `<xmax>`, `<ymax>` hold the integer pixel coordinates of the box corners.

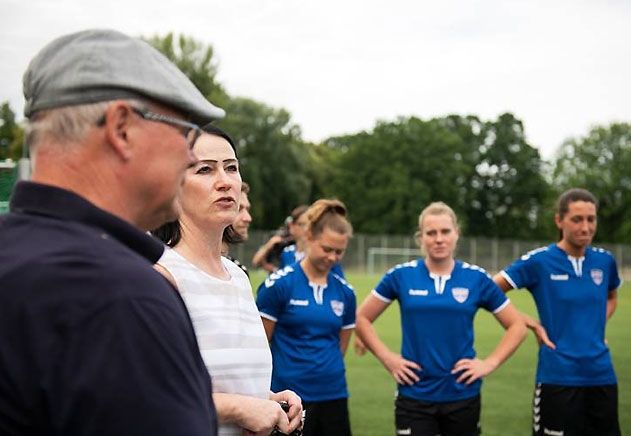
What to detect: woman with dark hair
<box><xmin>494</xmin><ymin>188</ymin><xmax>622</xmax><ymax>436</ymax></box>
<box><xmin>256</xmin><ymin>199</ymin><xmax>356</xmax><ymax>436</ymax></box>
<box><xmin>152</xmin><ymin>125</ymin><xmax>302</xmax><ymax>436</ymax></box>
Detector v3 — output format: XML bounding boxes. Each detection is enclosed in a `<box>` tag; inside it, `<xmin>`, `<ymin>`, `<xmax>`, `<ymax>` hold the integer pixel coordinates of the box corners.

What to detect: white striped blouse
<box><xmin>158</xmin><ymin>248</ymin><xmax>272</xmax><ymax>436</ymax></box>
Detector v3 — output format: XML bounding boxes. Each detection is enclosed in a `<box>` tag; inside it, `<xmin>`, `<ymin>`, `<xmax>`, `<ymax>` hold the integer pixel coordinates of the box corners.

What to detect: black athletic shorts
<box><xmin>302</xmin><ymin>397</ymin><xmax>351</xmax><ymax>436</ymax></box>
<box><xmin>532</xmin><ymin>383</ymin><xmax>620</xmax><ymax>436</ymax></box>
<box><xmin>395</xmin><ymin>394</ymin><xmax>481</xmax><ymax>436</ymax></box>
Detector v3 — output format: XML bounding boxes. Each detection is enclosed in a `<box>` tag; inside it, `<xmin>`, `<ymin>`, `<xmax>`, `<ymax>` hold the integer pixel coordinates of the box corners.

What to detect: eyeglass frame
<box><xmin>130</xmin><ymin>107</ymin><xmax>203</xmax><ymax>149</ymax></box>
<box><xmin>96</xmin><ymin>105</ymin><xmax>203</xmax><ymax>149</ymax></box>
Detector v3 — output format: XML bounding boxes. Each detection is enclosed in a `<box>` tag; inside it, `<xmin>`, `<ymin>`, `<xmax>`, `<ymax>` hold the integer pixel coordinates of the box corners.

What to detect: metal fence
<box><xmin>239</xmin><ymin>230</ymin><xmax>631</xmax><ymax>279</ymax></box>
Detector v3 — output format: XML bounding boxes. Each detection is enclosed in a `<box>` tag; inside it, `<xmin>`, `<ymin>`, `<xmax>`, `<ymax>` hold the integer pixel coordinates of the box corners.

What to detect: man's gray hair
<box><xmin>26</xmin><ymin>99</ymin><xmax>143</xmax><ymax>150</ymax></box>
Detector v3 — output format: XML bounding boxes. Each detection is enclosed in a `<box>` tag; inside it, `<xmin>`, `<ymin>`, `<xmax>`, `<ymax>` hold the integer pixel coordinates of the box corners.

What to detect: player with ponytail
<box><xmin>257</xmin><ymin>199</ymin><xmax>356</xmax><ymax>436</ymax></box>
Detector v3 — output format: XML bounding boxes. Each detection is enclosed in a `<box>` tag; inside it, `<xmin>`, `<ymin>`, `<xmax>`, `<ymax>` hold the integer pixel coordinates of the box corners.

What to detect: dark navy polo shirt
<box><xmin>0</xmin><ymin>182</ymin><xmax>217</xmax><ymax>436</ymax></box>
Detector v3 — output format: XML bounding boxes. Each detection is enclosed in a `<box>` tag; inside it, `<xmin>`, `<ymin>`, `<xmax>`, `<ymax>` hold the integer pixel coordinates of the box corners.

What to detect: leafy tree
<box><xmin>145</xmin><ymin>33</ymin><xmax>229</xmax><ymax>108</ymax></box>
<box><xmin>321</xmin><ymin>113</ymin><xmax>553</xmax><ymax>238</ymax></box>
<box><xmin>466</xmin><ymin>113</ymin><xmax>552</xmax><ymax>239</ymax></box>
<box><xmin>0</xmin><ymin>102</ymin><xmax>14</xmax><ymax>159</ymax></box>
<box><xmin>553</xmin><ymin>123</ymin><xmax>631</xmax><ymax>242</ymax></box>
<box><xmin>323</xmin><ymin>116</ymin><xmax>475</xmax><ymax>234</ymax></box>
<box><xmin>0</xmin><ymin>102</ymin><xmax>21</xmax><ymax>160</ymax></box>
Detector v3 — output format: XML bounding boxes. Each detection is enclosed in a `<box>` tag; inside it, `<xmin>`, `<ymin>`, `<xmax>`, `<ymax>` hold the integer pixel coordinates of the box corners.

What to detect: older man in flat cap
<box><xmin>0</xmin><ymin>30</ymin><xmax>222</xmax><ymax>435</ymax></box>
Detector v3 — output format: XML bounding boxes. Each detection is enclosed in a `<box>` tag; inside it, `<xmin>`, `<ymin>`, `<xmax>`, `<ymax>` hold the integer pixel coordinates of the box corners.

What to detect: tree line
<box><xmin>1</xmin><ymin>33</ymin><xmax>630</xmax><ymax>243</ymax></box>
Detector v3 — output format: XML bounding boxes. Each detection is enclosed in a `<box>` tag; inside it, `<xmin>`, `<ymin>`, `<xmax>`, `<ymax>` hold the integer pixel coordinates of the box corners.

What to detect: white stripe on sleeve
<box><xmin>371</xmin><ymin>289</ymin><xmax>392</xmax><ymax>303</ymax></box>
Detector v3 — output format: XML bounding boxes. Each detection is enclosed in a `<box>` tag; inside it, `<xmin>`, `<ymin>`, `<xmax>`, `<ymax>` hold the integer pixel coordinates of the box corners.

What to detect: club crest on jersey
<box><xmin>590</xmin><ymin>269</ymin><xmax>603</xmax><ymax>286</ymax></box>
<box><xmin>451</xmin><ymin>287</ymin><xmax>469</xmax><ymax>303</ymax></box>
<box><xmin>330</xmin><ymin>300</ymin><xmax>344</xmax><ymax>317</ymax></box>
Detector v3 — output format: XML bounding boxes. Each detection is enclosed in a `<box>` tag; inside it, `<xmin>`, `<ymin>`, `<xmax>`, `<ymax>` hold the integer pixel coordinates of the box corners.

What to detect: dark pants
<box><xmin>533</xmin><ymin>383</ymin><xmax>620</xmax><ymax>436</ymax></box>
<box><xmin>302</xmin><ymin>398</ymin><xmax>352</xmax><ymax>436</ymax></box>
<box><xmin>395</xmin><ymin>395</ymin><xmax>481</xmax><ymax>436</ymax></box>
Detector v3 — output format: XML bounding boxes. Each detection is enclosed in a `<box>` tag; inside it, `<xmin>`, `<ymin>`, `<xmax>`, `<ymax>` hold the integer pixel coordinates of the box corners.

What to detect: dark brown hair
<box><xmin>555</xmin><ymin>188</ymin><xmax>598</xmax><ymax>241</ymax></box>
<box><xmin>556</xmin><ymin>188</ymin><xmax>598</xmax><ymax>219</ymax></box>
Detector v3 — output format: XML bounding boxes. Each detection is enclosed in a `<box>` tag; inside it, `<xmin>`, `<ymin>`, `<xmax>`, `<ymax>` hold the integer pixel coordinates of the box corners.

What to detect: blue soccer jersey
<box><xmin>279</xmin><ymin>244</ymin><xmax>345</xmax><ymax>277</ymax></box>
<box><xmin>501</xmin><ymin>243</ymin><xmax>621</xmax><ymax>386</ymax></box>
<box><xmin>374</xmin><ymin>259</ymin><xmax>509</xmax><ymax>403</ymax></box>
<box><xmin>256</xmin><ymin>264</ymin><xmax>356</xmax><ymax>402</ymax></box>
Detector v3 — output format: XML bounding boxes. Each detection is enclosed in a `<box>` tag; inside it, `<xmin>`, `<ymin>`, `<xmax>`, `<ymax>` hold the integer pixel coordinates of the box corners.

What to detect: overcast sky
<box><xmin>2</xmin><ymin>0</ymin><xmax>630</xmax><ymax>159</ymax></box>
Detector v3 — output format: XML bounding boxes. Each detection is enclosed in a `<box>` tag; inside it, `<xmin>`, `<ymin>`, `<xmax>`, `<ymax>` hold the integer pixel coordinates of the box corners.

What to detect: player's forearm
<box><xmin>252</xmin><ymin>247</ymin><xmax>271</xmax><ymax>267</ymax></box>
<box><xmin>355</xmin><ymin>317</ymin><xmax>393</xmax><ymax>365</ymax></box>
<box><xmin>484</xmin><ymin>321</ymin><xmax>527</xmax><ymax>371</ymax></box>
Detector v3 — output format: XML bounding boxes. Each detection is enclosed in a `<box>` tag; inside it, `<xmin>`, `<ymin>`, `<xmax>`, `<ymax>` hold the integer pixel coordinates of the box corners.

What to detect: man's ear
<box><xmin>103</xmin><ymin>101</ymin><xmax>136</xmax><ymax>161</ymax></box>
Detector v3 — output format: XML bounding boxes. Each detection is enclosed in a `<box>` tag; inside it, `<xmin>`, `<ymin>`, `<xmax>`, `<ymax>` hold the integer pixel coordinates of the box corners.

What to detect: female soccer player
<box><xmin>252</xmin><ymin>205</ymin><xmax>308</xmax><ymax>273</ymax></box>
<box><xmin>493</xmin><ymin>188</ymin><xmax>621</xmax><ymax>436</ymax></box>
<box><xmin>278</xmin><ymin>206</ymin><xmax>309</xmax><ymax>269</ymax></box>
<box><xmin>257</xmin><ymin>199</ymin><xmax>356</xmax><ymax>436</ymax></box>
<box><xmin>356</xmin><ymin>202</ymin><xmax>526</xmax><ymax>436</ymax></box>
<box><xmin>152</xmin><ymin>125</ymin><xmax>302</xmax><ymax>436</ymax></box>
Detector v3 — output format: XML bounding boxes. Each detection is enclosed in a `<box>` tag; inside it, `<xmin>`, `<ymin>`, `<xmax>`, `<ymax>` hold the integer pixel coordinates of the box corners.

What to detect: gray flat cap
<box><xmin>23</xmin><ymin>29</ymin><xmax>224</xmax><ymax>124</ymax></box>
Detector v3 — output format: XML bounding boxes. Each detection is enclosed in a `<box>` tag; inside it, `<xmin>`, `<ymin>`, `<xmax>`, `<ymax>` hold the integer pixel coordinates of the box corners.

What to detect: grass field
<box><xmin>250</xmin><ymin>270</ymin><xmax>630</xmax><ymax>435</ymax></box>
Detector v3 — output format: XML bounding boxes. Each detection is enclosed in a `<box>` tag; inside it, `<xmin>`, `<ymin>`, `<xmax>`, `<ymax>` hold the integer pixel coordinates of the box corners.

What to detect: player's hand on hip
<box><xmin>452</xmin><ymin>358</ymin><xmax>496</xmax><ymax>385</ymax></box>
<box><xmin>383</xmin><ymin>350</ymin><xmax>421</xmax><ymax>385</ymax></box>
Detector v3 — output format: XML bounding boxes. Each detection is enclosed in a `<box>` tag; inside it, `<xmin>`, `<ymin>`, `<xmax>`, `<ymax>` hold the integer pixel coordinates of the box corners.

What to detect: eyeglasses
<box><xmin>131</xmin><ymin>107</ymin><xmax>202</xmax><ymax>149</ymax></box>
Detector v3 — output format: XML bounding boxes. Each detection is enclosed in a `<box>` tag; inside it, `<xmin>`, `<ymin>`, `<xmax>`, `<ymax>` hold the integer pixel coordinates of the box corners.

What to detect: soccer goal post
<box><xmin>367</xmin><ymin>247</ymin><xmax>420</xmax><ymax>275</ymax></box>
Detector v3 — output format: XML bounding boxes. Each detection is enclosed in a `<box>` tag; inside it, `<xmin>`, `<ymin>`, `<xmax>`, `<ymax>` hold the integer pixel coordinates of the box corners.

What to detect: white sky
<box><xmin>2</xmin><ymin>0</ymin><xmax>630</xmax><ymax>159</ymax></box>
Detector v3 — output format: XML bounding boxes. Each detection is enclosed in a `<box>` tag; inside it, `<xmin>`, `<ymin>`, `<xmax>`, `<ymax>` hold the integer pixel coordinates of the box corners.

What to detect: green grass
<box><xmin>250</xmin><ymin>271</ymin><xmax>631</xmax><ymax>435</ymax></box>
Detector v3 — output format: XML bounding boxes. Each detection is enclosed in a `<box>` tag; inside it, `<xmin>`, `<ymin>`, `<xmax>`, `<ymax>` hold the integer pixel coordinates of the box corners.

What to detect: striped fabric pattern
<box><xmin>159</xmin><ymin>248</ymin><xmax>272</xmax><ymax>436</ymax></box>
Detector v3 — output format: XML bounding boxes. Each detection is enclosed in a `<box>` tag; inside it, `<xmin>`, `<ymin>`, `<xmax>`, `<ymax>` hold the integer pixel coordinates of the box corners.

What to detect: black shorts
<box><xmin>532</xmin><ymin>383</ymin><xmax>620</xmax><ymax>436</ymax></box>
<box><xmin>302</xmin><ymin>397</ymin><xmax>351</xmax><ymax>436</ymax></box>
<box><xmin>395</xmin><ymin>395</ymin><xmax>481</xmax><ymax>436</ymax></box>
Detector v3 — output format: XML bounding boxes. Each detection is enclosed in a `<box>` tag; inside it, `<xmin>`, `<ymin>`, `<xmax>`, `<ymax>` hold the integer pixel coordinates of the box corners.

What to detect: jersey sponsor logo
<box><xmin>408</xmin><ymin>289</ymin><xmax>429</xmax><ymax>296</ymax></box>
<box><xmin>550</xmin><ymin>274</ymin><xmax>569</xmax><ymax>281</ymax></box>
<box><xmin>396</xmin><ymin>429</ymin><xmax>412</xmax><ymax>435</ymax></box>
<box><xmin>451</xmin><ymin>287</ymin><xmax>469</xmax><ymax>303</ymax></box>
<box><xmin>590</xmin><ymin>268</ymin><xmax>603</xmax><ymax>285</ymax></box>
<box><xmin>289</xmin><ymin>299</ymin><xmax>309</xmax><ymax>306</ymax></box>
<box><xmin>330</xmin><ymin>300</ymin><xmax>344</xmax><ymax>316</ymax></box>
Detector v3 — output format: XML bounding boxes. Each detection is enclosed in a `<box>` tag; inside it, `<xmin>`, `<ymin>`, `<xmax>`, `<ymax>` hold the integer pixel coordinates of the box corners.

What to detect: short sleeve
<box><xmin>373</xmin><ymin>270</ymin><xmax>399</xmax><ymax>303</ymax></box>
<box><xmin>501</xmin><ymin>252</ymin><xmax>538</xmax><ymax>290</ymax></box>
<box><xmin>479</xmin><ymin>274</ymin><xmax>510</xmax><ymax>313</ymax></box>
<box><xmin>608</xmin><ymin>256</ymin><xmax>622</xmax><ymax>292</ymax></box>
<box><xmin>256</xmin><ymin>272</ymin><xmax>289</xmax><ymax>322</ymax></box>
<box><xmin>342</xmin><ymin>286</ymin><xmax>356</xmax><ymax>329</ymax></box>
